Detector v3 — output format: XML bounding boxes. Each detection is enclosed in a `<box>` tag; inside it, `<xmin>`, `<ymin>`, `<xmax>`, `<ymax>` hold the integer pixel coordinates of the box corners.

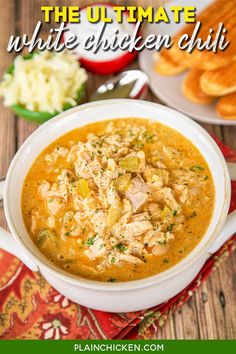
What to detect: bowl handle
<box><xmin>0</xmin><ymin>178</ymin><xmax>4</xmax><ymax>200</ymax></box>
<box><xmin>227</xmin><ymin>162</ymin><xmax>236</xmax><ymax>181</ymax></box>
<box><xmin>208</xmin><ymin>210</ymin><xmax>236</xmax><ymax>254</ymax></box>
<box><xmin>208</xmin><ymin>163</ymin><xmax>236</xmax><ymax>252</ymax></box>
<box><xmin>208</xmin><ymin>163</ymin><xmax>236</xmax><ymax>253</ymax></box>
<box><xmin>0</xmin><ymin>179</ymin><xmax>38</xmax><ymax>271</ymax></box>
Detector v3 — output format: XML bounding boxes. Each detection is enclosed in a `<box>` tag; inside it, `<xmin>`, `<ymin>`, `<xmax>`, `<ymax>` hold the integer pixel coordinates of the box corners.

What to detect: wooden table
<box><xmin>0</xmin><ymin>0</ymin><xmax>235</xmax><ymax>340</ymax></box>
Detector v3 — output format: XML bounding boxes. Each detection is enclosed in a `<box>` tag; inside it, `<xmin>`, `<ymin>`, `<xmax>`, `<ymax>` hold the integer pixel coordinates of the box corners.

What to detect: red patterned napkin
<box><xmin>0</xmin><ymin>137</ymin><xmax>235</xmax><ymax>340</ymax></box>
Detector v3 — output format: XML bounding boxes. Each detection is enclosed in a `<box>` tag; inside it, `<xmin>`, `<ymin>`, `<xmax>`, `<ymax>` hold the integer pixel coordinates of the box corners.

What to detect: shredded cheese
<box><xmin>0</xmin><ymin>51</ymin><xmax>87</xmax><ymax>113</ymax></box>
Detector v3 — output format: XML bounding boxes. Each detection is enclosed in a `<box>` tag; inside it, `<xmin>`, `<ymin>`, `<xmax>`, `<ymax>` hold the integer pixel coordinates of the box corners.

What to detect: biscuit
<box><xmin>184</xmin><ymin>0</ymin><xmax>236</xmax><ymax>70</ymax></box>
<box><xmin>200</xmin><ymin>61</ymin><xmax>236</xmax><ymax>96</ymax></box>
<box><xmin>162</xmin><ymin>1</ymin><xmax>236</xmax><ymax>71</ymax></box>
<box><xmin>182</xmin><ymin>68</ymin><xmax>214</xmax><ymax>104</ymax></box>
<box><xmin>216</xmin><ymin>92</ymin><xmax>236</xmax><ymax>120</ymax></box>
<box><xmin>154</xmin><ymin>53</ymin><xmax>186</xmax><ymax>76</ymax></box>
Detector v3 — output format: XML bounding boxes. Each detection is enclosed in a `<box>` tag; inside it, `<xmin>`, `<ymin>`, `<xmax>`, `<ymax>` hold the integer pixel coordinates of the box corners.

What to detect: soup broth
<box><xmin>22</xmin><ymin>118</ymin><xmax>215</xmax><ymax>282</ymax></box>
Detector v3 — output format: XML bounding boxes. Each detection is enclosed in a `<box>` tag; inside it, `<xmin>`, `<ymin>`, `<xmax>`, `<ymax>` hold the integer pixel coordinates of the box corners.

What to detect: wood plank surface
<box><xmin>0</xmin><ymin>0</ymin><xmax>235</xmax><ymax>339</ymax></box>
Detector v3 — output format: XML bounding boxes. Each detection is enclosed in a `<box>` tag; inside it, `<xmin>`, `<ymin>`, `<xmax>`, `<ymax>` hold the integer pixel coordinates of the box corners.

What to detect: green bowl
<box><xmin>5</xmin><ymin>54</ymin><xmax>86</xmax><ymax>124</ymax></box>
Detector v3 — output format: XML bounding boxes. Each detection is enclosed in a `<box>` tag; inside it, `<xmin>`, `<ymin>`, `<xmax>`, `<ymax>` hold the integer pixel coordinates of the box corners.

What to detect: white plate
<box><xmin>139</xmin><ymin>0</ymin><xmax>236</xmax><ymax>126</ymax></box>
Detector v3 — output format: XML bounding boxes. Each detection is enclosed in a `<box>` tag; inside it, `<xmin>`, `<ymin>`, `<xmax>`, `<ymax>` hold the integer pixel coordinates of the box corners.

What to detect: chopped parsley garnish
<box><xmin>108</xmin><ymin>278</ymin><xmax>116</xmax><ymax>282</ymax></box>
<box><xmin>143</xmin><ymin>132</ymin><xmax>154</xmax><ymax>142</ymax></box>
<box><xmin>190</xmin><ymin>165</ymin><xmax>205</xmax><ymax>172</ymax></box>
<box><xmin>173</xmin><ymin>210</ymin><xmax>177</xmax><ymax>216</ymax></box>
<box><xmin>116</xmin><ymin>243</ymin><xmax>127</xmax><ymax>252</ymax></box>
<box><xmin>129</xmin><ymin>129</ymin><xmax>135</xmax><ymax>137</ymax></box>
<box><xmin>110</xmin><ymin>257</ymin><xmax>116</xmax><ymax>264</ymax></box>
<box><xmin>204</xmin><ymin>175</ymin><xmax>209</xmax><ymax>180</ymax></box>
<box><xmin>86</xmin><ymin>237</ymin><xmax>95</xmax><ymax>246</ymax></box>
<box><xmin>167</xmin><ymin>223</ymin><xmax>175</xmax><ymax>232</ymax></box>
<box><xmin>163</xmin><ymin>259</ymin><xmax>169</xmax><ymax>264</ymax></box>
<box><xmin>134</xmin><ymin>141</ymin><xmax>144</xmax><ymax>149</ymax></box>
<box><xmin>158</xmin><ymin>240</ymin><xmax>166</xmax><ymax>245</ymax></box>
<box><xmin>36</xmin><ymin>229</ymin><xmax>58</xmax><ymax>248</ymax></box>
<box><xmin>190</xmin><ymin>211</ymin><xmax>197</xmax><ymax>218</ymax></box>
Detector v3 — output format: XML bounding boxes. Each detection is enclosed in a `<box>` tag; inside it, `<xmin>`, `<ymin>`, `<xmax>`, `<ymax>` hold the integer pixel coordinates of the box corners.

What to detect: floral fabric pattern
<box><xmin>40</xmin><ymin>313</ymin><xmax>70</xmax><ymax>340</ymax></box>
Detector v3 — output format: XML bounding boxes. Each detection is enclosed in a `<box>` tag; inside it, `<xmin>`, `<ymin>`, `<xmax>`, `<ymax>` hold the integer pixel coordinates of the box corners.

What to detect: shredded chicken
<box><xmin>85</xmin><ymin>236</ymin><xmax>106</xmax><ymax>260</ymax></box>
<box><xmin>45</xmin><ymin>147</ymin><xmax>68</xmax><ymax>165</ymax></box>
<box><xmin>34</xmin><ymin>121</ymin><xmax>207</xmax><ymax>271</ymax></box>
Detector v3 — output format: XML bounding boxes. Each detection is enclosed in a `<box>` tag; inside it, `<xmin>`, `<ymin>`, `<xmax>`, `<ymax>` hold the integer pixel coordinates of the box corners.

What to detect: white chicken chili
<box><xmin>22</xmin><ymin>118</ymin><xmax>215</xmax><ymax>282</ymax></box>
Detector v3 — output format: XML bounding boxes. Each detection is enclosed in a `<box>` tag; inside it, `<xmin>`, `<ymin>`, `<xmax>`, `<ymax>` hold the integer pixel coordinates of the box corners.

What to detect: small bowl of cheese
<box><xmin>0</xmin><ymin>51</ymin><xmax>87</xmax><ymax>124</ymax></box>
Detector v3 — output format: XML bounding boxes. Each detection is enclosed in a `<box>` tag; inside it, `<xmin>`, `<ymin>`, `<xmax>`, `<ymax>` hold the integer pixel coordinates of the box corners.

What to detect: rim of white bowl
<box><xmin>4</xmin><ymin>99</ymin><xmax>231</xmax><ymax>291</ymax></box>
